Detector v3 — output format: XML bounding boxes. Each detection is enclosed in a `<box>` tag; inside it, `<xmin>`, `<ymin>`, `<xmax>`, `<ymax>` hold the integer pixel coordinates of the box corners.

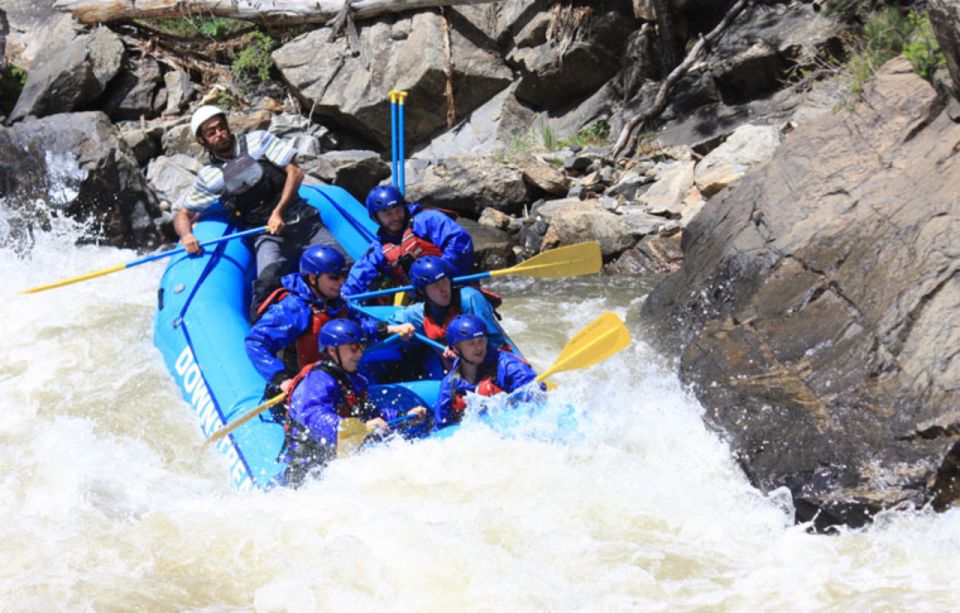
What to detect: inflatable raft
<box><xmin>153</xmin><ymin>185</ymin><xmax>440</xmax><ymax>491</ymax></box>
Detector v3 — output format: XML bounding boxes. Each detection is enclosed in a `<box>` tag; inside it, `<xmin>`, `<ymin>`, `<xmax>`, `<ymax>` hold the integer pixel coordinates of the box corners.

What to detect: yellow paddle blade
<box><xmin>201</xmin><ymin>393</ymin><xmax>285</xmax><ymax>453</ymax></box>
<box><xmin>535</xmin><ymin>311</ymin><xmax>631</xmax><ymax>383</ymax></box>
<box><xmin>489</xmin><ymin>241</ymin><xmax>601</xmax><ymax>280</ymax></box>
<box><xmin>337</xmin><ymin>417</ymin><xmax>373</xmax><ymax>458</ymax></box>
<box><xmin>20</xmin><ymin>263</ymin><xmax>127</xmax><ymax>294</ymax></box>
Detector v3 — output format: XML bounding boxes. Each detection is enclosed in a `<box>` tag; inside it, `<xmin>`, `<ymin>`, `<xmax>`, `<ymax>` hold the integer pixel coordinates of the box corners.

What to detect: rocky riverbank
<box><xmin>3</xmin><ymin>0</ymin><xmax>960</xmax><ymax>529</ymax></box>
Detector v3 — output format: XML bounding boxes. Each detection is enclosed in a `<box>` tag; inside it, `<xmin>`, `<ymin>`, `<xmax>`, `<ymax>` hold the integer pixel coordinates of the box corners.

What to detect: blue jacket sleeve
<box><xmin>244</xmin><ymin>297</ymin><xmax>312</xmax><ymax>382</ymax></box>
<box><xmin>498</xmin><ymin>351</ymin><xmax>543</xmax><ymax>394</ymax></box>
<box><xmin>342</xmin><ymin>245</ymin><xmax>387</xmax><ymax>297</ymax></box>
<box><xmin>288</xmin><ymin>370</ymin><xmax>343</xmax><ymax>452</ymax></box>
<box><xmin>388</xmin><ymin>303</ymin><xmax>425</xmax><ymax>332</ymax></box>
<box><xmin>412</xmin><ymin>210</ymin><xmax>474</xmax><ymax>277</ymax></box>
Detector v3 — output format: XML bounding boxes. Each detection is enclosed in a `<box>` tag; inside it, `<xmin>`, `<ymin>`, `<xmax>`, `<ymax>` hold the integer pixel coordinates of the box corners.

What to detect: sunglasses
<box><xmin>321</xmin><ymin>273</ymin><xmax>345</xmax><ymax>281</ymax></box>
<box><xmin>344</xmin><ymin>342</ymin><xmax>365</xmax><ymax>352</ymax></box>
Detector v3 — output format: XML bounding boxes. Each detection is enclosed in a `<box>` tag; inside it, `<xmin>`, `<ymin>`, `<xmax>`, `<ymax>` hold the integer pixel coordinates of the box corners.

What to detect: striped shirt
<box><xmin>180</xmin><ymin>130</ymin><xmax>297</xmax><ymax>213</ymax></box>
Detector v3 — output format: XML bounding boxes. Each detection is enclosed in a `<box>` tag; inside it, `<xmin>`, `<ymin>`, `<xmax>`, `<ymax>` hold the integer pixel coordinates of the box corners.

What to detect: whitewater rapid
<box><xmin>1</xmin><ymin>216</ymin><xmax>957</xmax><ymax>609</ymax></box>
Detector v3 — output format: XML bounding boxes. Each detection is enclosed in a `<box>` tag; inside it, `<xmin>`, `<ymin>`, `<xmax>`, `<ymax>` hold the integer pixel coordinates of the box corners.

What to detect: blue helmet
<box><xmin>300</xmin><ymin>245</ymin><xmax>347</xmax><ymax>277</ymax></box>
<box><xmin>318</xmin><ymin>319</ymin><xmax>365</xmax><ymax>350</ymax></box>
<box><xmin>446</xmin><ymin>314</ymin><xmax>487</xmax><ymax>346</ymax></box>
<box><xmin>409</xmin><ymin>255</ymin><xmax>449</xmax><ymax>291</ymax></box>
<box><xmin>365</xmin><ymin>184</ymin><xmax>405</xmax><ymax>221</ymax></box>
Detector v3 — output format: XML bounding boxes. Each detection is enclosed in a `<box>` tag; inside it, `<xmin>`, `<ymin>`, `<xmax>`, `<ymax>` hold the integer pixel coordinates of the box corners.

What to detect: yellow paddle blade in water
<box><xmin>535</xmin><ymin>311</ymin><xmax>631</xmax><ymax>384</ymax></box>
<box><xmin>489</xmin><ymin>241</ymin><xmax>602</xmax><ymax>279</ymax></box>
<box><xmin>337</xmin><ymin>418</ymin><xmax>374</xmax><ymax>458</ymax></box>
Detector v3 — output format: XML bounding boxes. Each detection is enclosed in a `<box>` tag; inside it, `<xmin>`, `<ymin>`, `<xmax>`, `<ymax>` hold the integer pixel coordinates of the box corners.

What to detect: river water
<box><xmin>1</xmin><ymin>213</ymin><xmax>958</xmax><ymax>610</ymax></box>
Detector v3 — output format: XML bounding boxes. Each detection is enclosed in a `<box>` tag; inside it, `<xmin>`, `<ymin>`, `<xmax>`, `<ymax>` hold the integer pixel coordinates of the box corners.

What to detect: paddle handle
<box><xmin>129</xmin><ymin>225</ymin><xmax>267</xmax><ymax>267</ymax></box>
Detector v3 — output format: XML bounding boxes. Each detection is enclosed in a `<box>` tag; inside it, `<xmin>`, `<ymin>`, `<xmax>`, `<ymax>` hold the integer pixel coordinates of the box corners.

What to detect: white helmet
<box><xmin>190</xmin><ymin>105</ymin><xmax>226</xmax><ymax>136</ymax></box>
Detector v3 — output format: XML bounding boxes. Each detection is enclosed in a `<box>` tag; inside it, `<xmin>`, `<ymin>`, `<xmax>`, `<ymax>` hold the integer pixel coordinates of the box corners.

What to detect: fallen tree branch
<box><xmin>54</xmin><ymin>0</ymin><xmax>498</xmax><ymax>26</ymax></box>
<box><xmin>611</xmin><ymin>0</ymin><xmax>751</xmax><ymax>159</ymax></box>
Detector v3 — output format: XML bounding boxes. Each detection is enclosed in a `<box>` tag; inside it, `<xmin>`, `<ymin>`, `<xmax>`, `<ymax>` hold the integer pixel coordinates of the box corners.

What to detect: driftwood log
<box><xmin>53</xmin><ymin>0</ymin><xmax>498</xmax><ymax>25</ymax></box>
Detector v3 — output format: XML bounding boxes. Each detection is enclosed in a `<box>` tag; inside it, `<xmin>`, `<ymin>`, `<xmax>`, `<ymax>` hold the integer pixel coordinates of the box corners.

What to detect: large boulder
<box><xmin>536</xmin><ymin>197</ymin><xmax>669</xmax><ymax>257</ymax></box>
<box><xmin>9</xmin><ymin>26</ymin><xmax>124</xmax><ymax>123</ymax></box>
<box><xmin>273</xmin><ymin>11</ymin><xmax>512</xmax><ymax>150</ymax></box>
<box><xmin>99</xmin><ymin>56</ymin><xmax>163</xmax><ymax>121</ymax></box>
<box><xmin>509</xmin><ymin>1</ymin><xmax>638</xmax><ymax>109</ymax></box>
<box><xmin>642</xmin><ymin>58</ymin><xmax>960</xmax><ymax>530</ymax></box>
<box><xmin>0</xmin><ymin>111</ymin><xmax>168</xmax><ymax>247</ymax></box>
<box><xmin>0</xmin><ymin>0</ymin><xmax>79</xmax><ymax>68</ymax></box>
<box><xmin>300</xmin><ymin>150</ymin><xmax>390</xmax><ymax>201</ymax></box>
<box><xmin>406</xmin><ymin>157</ymin><xmax>531</xmax><ymax>217</ymax></box>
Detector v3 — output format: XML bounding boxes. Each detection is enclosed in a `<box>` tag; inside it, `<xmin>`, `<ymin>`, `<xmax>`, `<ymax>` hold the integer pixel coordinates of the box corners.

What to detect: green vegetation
<box><xmin>231</xmin><ymin>31</ymin><xmax>277</xmax><ymax>83</ymax></box>
<box><xmin>0</xmin><ymin>65</ymin><xmax>28</xmax><ymax>116</ymax></box>
<box><xmin>141</xmin><ymin>16</ymin><xmax>247</xmax><ymax>39</ymax></box>
<box><xmin>495</xmin><ymin>119</ymin><xmax>612</xmax><ymax>162</ymax></box>
<box><xmin>844</xmin><ymin>8</ymin><xmax>946</xmax><ymax>96</ymax></box>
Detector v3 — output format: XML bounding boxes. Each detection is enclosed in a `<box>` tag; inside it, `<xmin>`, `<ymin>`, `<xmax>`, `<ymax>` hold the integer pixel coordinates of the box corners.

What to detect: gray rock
<box><xmin>930</xmin><ymin>0</ymin><xmax>960</xmax><ymax>99</ymax></box>
<box><xmin>146</xmin><ymin>154</ymin><xmax>202</xmax><ymax>211</ymax></box>
<box><xmin>413</xmin><ymin>84</ymin><xmax>537</xmax><ymax>159</ymax></box>
<box><xmin>100</xmin><ymin>56</ymin><xmax>162</xmax><ymax>121</ymax></box>
<box><xmin>642</xmin><ymin>58</ymin><xmax>960</xmax><ymax>529</ymax></box>
<box><xmin>537</xmin><ymin>197</ymin><xmax>642</xmax><ymax>257</ymax></box>
<box><xmin>120</xmin><ymin>126</ymin><xmax>163</xmax><ymax>165</ymax></box>
<box><xmin>459</xmin><ymin>218</ymin><xmax>515</xmax><ymax>271</ymax></box>
<box><xmin>0</xmin><ymin>0</ymin><xmax>79</xmax><ymax>67</ymax></box>
<box><xmin>510</xmin><ymin>2</ymin><xmax>637</xmax><ymax>109</ymax></box>
<box><xmin>606</xmin><ymin>170</ymin><xmax>652</xmax><ymax>201</ymax></box>
<box><xmin>0</xmin><ymin>111</ymin><xmax>167</xmax><ymax>247</ymax></box>
<box><xmin>406</xmin><ymin>157</ymin><xmax>530</xmax><ymax>216</ymax></box>
<box><xmin>607</xmin><ymin>232</ymin><xmax>684</xmax><ymax>275</ymax></box>
<box><xmin>639</xmin><ymin>160</ymin><xmax>695</xmax><ymax>217</ymax></box>
<box><xmin>515</xmin><ymin>154</ymin><xmax>569</xmax><ymax>196</ymax></box>
<box><xmin>10</xmin><ymin>26</ymin><xmax>124</xmax><ymax>122</ymax></box>
<box><xmin>162</xmin><ymin>70</ymin><xmax>194</xmax><ymax>116</ymax></box>
<box><xmin>273</xmin><ymin>12</ymin><xmax>512</xmax><ymax>150</ymax></box>
<box><xmin>694</xmin><ymin>124</ymin><xmax>783</xmax><ymax>197</ymax></box>
<box><xmin>301</xmin><ymin>150</ymin><xmax>390</xmax><ymax>201</ymax></box>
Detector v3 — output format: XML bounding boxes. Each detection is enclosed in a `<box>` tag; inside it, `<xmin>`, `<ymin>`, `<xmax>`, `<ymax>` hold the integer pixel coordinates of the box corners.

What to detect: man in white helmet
<box><xmin>173</xmin><ymin>105</ymin><xmax>343</xmax><ymax>319</ymax></box>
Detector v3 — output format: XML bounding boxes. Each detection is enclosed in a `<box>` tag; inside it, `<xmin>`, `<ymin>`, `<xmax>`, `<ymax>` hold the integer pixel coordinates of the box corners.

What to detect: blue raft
<box><xmin>153</xmin><ymin>185</ymin><xmax>440</xmax><ymax>491</ymax></box>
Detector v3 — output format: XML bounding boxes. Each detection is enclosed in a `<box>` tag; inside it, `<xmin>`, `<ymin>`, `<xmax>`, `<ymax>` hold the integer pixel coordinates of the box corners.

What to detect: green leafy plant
<box><xmin>903</xmin><ymin>12</ymin><xmax>947</xmax><ymax>80</ymax></box>
<box><xmin>0</xmin><ymin>65</ymin><xmax>28</xmax><ymax>116</ymax></box>
<box><xmin>844</xmin><ymin>8</ymin><xmax>946</xmax><ymax>96</ymax></box>
<box><xmin>231</xmin><ymin>31</ymin><xmax>277</xmax><ymax>83</ymax></box>
<box><xmin>143</xmin><ymin>16</ymin><xmax>246</xmax><ymax>39</ymax></box>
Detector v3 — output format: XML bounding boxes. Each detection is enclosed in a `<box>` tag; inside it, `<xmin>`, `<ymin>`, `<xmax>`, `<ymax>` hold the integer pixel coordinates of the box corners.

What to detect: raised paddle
<box><xmin>201</xmin><ymin>392</ymin><xmax>285</xmax><ymax>453</ymax></box>
<box><xmin>534</xmin><ymin>311</ymin><xmax>631</xmax><ymax>385</ymax></box>
<box><xmin>343</xmin><ymin>241</ymin><xmax>602</xmax><ymax>303</ymax></box>
<box><xmin>20</xmin><ymin>225</ymin><xmax>269</xmax><ymax>294</ymax></box>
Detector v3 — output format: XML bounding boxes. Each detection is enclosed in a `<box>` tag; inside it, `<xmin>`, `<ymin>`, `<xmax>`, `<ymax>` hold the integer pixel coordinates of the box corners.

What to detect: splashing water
<box><xmin>0</xmin><ymin>212</ymin><xmax>957</xmax><ymax>609</ymax></box>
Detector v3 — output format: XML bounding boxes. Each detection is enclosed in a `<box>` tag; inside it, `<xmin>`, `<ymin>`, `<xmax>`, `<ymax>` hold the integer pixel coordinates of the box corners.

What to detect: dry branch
<box><xmin>611</xmin><ymin>0</ymin><xmax>751</xmax><ymax>159</ymax></box>
<box><xmin>54</xmin><ymin>0</ymin><xmax>498</xmax><ymax>26</ymax></box>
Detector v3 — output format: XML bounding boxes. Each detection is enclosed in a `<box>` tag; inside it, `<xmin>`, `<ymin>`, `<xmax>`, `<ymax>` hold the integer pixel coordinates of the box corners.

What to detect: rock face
<box><xmin>273</xmin><ymin>11</ymin><xmax>512</xmax><ymax>150</ymax></box>
<box><xmin>9</xmin><ymin>26</ymin><xmax>124</xmax><ymax>122</ymax></box>
<box><xmin>642</xmin><ymin>58</ymin><xmax>960</xmax><ymax>530</ymax></box>
<box><xmin>509</xmin><ymin>2</ymin><xmax>637</xmax><ymax>108</ymax></box>
<box><xmin>0</xmin><ymin>112</ymin><xmax>168</xmax><ymax>247</ymax></box>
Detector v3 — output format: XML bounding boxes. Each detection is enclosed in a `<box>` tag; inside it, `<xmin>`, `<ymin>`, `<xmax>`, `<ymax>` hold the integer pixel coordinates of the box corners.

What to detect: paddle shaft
<box><xmin>350</xmin><ymin>301</ymin><xmax>446</xmax><ymax>352</ymax></box>
<box><xmin>342</xmin><ymin>241</ymin><xmax>602</xmax><ymax>303</ymax></box>
<box><xmin>21</xmin><ymin>225</ymin><xmax>267</xmax><ymax>294</ymax></box>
